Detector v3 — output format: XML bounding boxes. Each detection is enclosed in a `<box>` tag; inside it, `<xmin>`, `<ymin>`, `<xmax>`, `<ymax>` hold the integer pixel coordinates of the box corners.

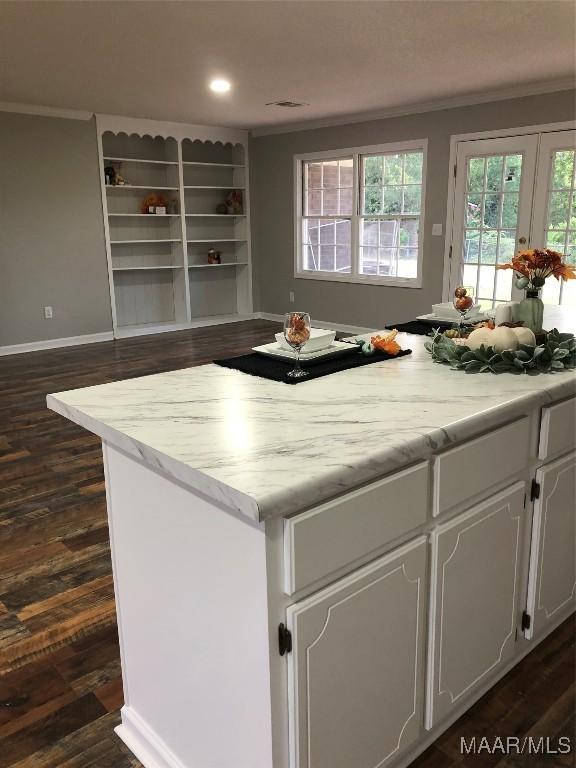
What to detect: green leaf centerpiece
<box><xmin>425</xmin><ymin>328</ymin><xmax>576</xmax><ymax>374</ymax></box>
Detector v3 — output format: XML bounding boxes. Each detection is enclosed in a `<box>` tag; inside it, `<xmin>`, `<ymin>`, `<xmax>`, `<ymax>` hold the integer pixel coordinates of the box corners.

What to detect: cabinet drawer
<box><xmin>433</xmin><ymin>418</ymin><xmax>530</xmax><ymax>517</ymax></box>
<box><xmin>283</xmin><ymin>462</ymin><xmax>428</xmax><ymax>595</ymax></box>
<box><xmin>539</xmin><ymin>397</ymin><xmax>576</xmax><ymax>461</ymax></box>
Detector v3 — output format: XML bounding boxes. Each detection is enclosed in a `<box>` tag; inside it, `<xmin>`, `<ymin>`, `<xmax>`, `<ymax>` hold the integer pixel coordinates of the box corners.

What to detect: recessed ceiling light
<box><xmin>210</xmin><ymin>78</ymin><xmax>231</xmax><ymax>94</ymax></box>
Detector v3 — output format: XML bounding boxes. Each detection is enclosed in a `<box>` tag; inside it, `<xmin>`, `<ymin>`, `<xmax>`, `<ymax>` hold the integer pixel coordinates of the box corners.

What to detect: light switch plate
<box><xmin>432</xmin><ymin>223</ymin><xmax>443</xmax><ymax>236</ymax></box>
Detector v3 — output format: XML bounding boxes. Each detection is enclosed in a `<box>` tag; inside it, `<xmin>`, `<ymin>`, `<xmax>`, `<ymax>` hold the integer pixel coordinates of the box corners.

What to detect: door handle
<box><xmin>518</xmin><ymin>236</ymin><xmax>527</xmax><ymax>245</ymax></box>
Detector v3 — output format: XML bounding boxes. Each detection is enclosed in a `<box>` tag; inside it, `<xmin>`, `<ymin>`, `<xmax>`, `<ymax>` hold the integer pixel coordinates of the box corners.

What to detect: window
<box><xmin>296</xmin><ymin>141</ymin><xmax>426</xmax><ymax>287</ymax></box>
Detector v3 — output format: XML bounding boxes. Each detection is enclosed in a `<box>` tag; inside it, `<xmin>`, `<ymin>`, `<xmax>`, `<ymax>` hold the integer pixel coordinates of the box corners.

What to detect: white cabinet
<box><xmin>525</xmin><ymin>451</ymin><xmax>576</xmax><ymax>639</ymax></box>
<box><xmin>427</xmin><ymin>483</ymin><xmax>525</xmax><ymax>728</ymax></box>
<box><xmin>286</xmin><ymin>537</ymin><xmax>427</xmax><ymax>768</ymax></box>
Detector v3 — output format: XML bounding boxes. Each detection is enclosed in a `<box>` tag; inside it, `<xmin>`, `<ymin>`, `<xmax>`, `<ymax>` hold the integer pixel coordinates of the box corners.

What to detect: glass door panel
<box><xmin>531</xmin><ymin>130</ymin><xmax>576</xmax><ymax>307</ymax></box>
<box><xmin>450</xmin><ymin>135</ymin><xmax>538</xmax><ymax>309</ymax></box>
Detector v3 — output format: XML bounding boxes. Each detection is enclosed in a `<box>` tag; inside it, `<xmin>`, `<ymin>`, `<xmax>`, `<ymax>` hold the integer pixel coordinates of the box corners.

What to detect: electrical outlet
<box><xmin>43</xmin><ymin>306</ymin><xmax>53</xmax><ymax>319</ymax></box>
<box><xmin>289</xmin><ymin>291</ymin><xmax>295</xmax><ymax>303</ymax></box>
<box><xmin>432</xmin><ymin>223</ymin><xmax>443</xmax><ymax>236</ymax></box>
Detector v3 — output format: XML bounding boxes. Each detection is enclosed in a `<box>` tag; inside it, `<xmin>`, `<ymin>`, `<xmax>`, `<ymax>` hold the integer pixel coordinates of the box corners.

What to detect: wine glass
<box><xmin>453</xmin><ymin>286</ymin><xmax>475</xmax><ymax>335</ymax></box>
<box><xmin>284</xmin><ymin>312</ymin><xmax>311</xmax><ymax>379</ymax></box>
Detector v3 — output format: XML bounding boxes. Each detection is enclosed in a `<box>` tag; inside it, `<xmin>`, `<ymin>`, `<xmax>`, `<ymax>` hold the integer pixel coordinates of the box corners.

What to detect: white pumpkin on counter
<box><xmin>466</xmin><ymin>326</ymin><xmax>519</xmax><ymax>353</ymax></box>
<box><xmin>510</xmin><ymin>326</ymin><xmax>536</xmax><ymax>347</ymax></box>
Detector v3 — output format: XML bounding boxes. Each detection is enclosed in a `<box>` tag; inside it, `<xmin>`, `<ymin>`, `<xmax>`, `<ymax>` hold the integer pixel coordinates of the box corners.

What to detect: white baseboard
<box><xmin>116</xmin><ymin>706</ymin><xmax>187</xmax><ymax>768</ymax></box>
<box><xmin>255</xmin><ymin>312</ymin><xmax>373</xmax><ymax>335</ymax></box>
<box><xmin>0</xmin><ymin>331</ymin><xmax>114</xmax><ymax>357</ymax></box>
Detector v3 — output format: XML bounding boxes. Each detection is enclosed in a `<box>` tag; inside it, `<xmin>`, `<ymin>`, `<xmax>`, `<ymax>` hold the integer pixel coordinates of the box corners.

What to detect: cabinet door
<box><xmin>286</xmin><ymin>537</ymin><xmax>427</xmax><ymax>768</ymax></box>
<box><xmin>525</xmin><ymin>452</ymin><xmax>576</xmax><ymax>639</ymax></box>
<box><xmin>427</xmin><ymin>483</ymin><xmax>525</xmax><ymax>728</ymax></box>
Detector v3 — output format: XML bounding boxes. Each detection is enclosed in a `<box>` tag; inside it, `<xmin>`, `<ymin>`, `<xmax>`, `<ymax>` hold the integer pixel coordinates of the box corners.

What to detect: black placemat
<box><xmin>214</xmin><ymin>347</ymin><xmax>412</xmax><ymax>384</ymax></box>
<box><xmin>391</xmin><ymin>320</ymin><xmax>451</xmax><ymax>335</ymax></box>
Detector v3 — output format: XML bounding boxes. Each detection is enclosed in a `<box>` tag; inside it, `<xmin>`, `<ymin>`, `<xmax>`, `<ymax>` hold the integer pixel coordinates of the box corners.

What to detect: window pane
<box><xmin>501</xmin><ymin>193</ymin><xmax>519</xmax><ymax>228</ymax></box>
<box><xmin>497</xmin><ymin>231</ymin><xmax>516</xmax><ymax>262</ymax></box>
<box><xmin>486</xmin><ymin>156</ymin><xmax>503</xmax><ymax>192</ymax></box>
<box><xmin>552</xmin><ymin>150</ymin><xmax>575</xmax><ymax>189</ymax></box>
<box><xmin>360</xmin><ymin>246</ymin><xmax>378</xmax><ymax>274</ymax></box>
<box><xmin>404</xmin><ymin>153</ymin><xmax>423</xmax><ymax>184</ymax></box>
<box><xmin>384</xmin><ymin>155</ymin><xmax>403</xmax><ymax>185</ymax></box>
<box><xmin>398</xmin><ymin>248</ymin><xmax>418</xmax><ymax>279</ymax></box>
<box><xmin>364</xmin><ymin>187</ymin><xmax>382</xmax><ymax>214</ymax></box>
<box><xmin>480</xmin><ymin>231</ymin><xmax>498</xmax><ymax>264</ymax></box>
<box><xmin>548</xmin><ymin>191</ymin><xmax>570</xmax><ymax>228</ymax></box>
<box><xmin>402</xmin><ymin>185</ymin><xmax>421</xmax><ymax>214</ymax></box>
<box><xmin>383</xmin><ymin>187</ymin><xmax>401</xmax><ymax>215</ymax></box>
<box><xmin>464</xmin><ymin>230</ymin><xmax>480</xmax><ymax>262</ymax></box>
<box><xmin>495</xmin><ymin>266</ymin><xmax>512</xmax><ymax>301</ymax></box>
<box><xmin>483</xmin><ymin>195</ymin><xmax>501</xmax><ymax>228</ymax></box>
<box><xmin>335</xmin><ymin>219</ymin><xmax>351</xmax><ymax>245</ymax></box>
<box><xmin>504</xmin><ymin>155</ymin><xmax>522</xmax><ymax>191</ymax></box>
<box><xmin>466</xmin><ymin>195</ymin><xmax>482</xmax><ymax>226</ymax></box>
<box><xmin>364</xmin><ymin>156</ymin><xmax>383</xmax><ymax>186</ymax></box>
<box><xmin>304</xmin><ymin>157</ymin><xmax>353</xmax><ymax>215</ymax></box>
<box><xmin>319</xmin><ymin>245</ymin><xmax>335</xmax><ymax>271</ymax></box>
<box><xmin>467</xmin><ymin>158</ymin><xmax>485</xmax><ymax>192</ymax></box>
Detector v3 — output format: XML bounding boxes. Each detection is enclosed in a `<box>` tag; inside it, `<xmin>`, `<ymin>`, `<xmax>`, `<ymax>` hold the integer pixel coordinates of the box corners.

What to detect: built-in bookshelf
<box><xmin>97</xmin><ymin>115</ymin><xmax>252</xmax><ymax>338</ymax></box>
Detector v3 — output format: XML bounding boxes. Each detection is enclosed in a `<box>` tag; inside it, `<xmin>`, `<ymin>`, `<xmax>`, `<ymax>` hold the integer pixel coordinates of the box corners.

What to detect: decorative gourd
<box><xmin>511</xmin><ymin>326</ymin><xmax>536</xmax><ymax>347</ymax></box>
<box><xmin>466</xmin><ymin>326</ymin><xmax>519</xmax><ymax>353</ymax></box>
<box><xmin>466</xmin><ymin>327</ymin><xmax>494</xmax><ymax>350</ymax></box>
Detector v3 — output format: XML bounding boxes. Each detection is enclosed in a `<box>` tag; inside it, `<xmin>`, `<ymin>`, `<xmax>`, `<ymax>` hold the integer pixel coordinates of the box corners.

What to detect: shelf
<box><xmin>183</xmin><ymin>186</ymin><xmax>246</xmax><ymax>190</ymax></box>
<box><xmin>187</xmin><ymin>239</ymin><xmax>247</xmax><ymax>244</ymax></box>
<box><xmin>185</xmin><ymin>213</ymin><xmax>245</xmax><ymax>218</ymax></box>
<box><xmin>113</xmin><ymin>266</ymin><xmax>183</xmax><ymax>271</ymax></box>
<box><xmin>108</xmin><ymin>213</ymin><xmax>180</xmax><ymax>218</ymax></box>
<box><xmin>115</xmin><ymin>321</ymin><xmax>189</xmax><ymax>339</ymax></box>
<box><xmin>182</xmin><ymin>161</ymin><xmax>245</xmax><ymax>168</ymax></box>
<box><xmin>188</xmin><ymin>262</ymin><xmax>248</xmax><ymax>269</ymax></box>
<box><xmin>106</xmin><ymin>185</ymin><xmax>180</xmax><ymax>191</ymax></box>
<box><xmin>104</xmin><ymin>157</ymin><xmax>178</xmax><ymax>166</ymax></box>
<box><xmin>111</xmin><ymin>239</ymin><xmax>182</xmax><ymax>245</ymax></box>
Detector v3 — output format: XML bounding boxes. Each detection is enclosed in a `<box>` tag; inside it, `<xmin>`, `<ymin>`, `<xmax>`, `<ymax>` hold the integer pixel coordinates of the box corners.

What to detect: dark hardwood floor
<box><xmin>0</xmin><ymin>320</ymin><xmax>574</xmax><ymax>767</ymax></box>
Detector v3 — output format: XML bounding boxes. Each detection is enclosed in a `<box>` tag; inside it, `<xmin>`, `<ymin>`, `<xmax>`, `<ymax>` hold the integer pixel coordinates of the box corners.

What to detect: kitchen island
<box><xmin>47</xmin><ymin>332</ymin><xmax>576</xmax><ymax>768</ymax></box>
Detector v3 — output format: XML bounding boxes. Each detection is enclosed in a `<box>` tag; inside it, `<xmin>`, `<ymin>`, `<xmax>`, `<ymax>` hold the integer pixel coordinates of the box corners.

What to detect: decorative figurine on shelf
<box><xmin>104</xmin><ymin>166</ymin><xmax>116</xmax><ymax>186</ymax></box>
<box><xmin>104</xmin><ymin>164</ymin><xmax>128</xmax><ymax>186</ymax></box>
<box><xmin>140</xmin><ymin>194</ymin><xmax>168</xmax><ymax>214</ymax></box>
<box><xmin>225</xmin><ymin>190</ymin><xmax>243</xmax><ymax>215</ymax></box>
<box><xmin>207</xmin><ymin>248</ymin><xmax>222</xmax><ymax>264</ymax></box>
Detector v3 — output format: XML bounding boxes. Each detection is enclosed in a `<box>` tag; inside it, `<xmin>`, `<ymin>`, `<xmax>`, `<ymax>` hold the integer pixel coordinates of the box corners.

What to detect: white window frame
<box><xmin>294</xmin><ymin>140</ymin><xmax>427</xmax><ymax>288</ymax></box>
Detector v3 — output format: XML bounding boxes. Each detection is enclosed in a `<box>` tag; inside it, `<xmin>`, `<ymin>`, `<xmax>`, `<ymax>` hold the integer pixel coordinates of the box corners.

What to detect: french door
<box><xmin>448</xmin><ymin>129</ymin><xmax>576</xmax><ymax>309</ymax></box>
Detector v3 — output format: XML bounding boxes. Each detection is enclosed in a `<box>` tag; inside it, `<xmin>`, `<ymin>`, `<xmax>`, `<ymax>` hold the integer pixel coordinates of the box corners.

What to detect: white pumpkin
<box><xmin>466</xmin><ymin>326</ymin><xmax>519</xmax><ymax>353</ymax></box>
<box><xmin>466</xmin><ymin>327</ymin><xmax>494</xmax><ymax>351</ymax></box>
<box><xmin>511</xmin><ymin>326</ymin><xmax>536</xmax><ymax>347</ymax></box>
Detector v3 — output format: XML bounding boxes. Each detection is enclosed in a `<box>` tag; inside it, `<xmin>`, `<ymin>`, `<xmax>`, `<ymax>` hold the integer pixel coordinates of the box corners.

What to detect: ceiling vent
<box><xmin>266</xmin><ymin>100</ymin><xmax>309</xmax><ymax>108</ymax></box>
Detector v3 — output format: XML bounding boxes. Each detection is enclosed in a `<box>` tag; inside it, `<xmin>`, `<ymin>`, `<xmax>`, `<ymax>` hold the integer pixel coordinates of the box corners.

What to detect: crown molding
<box><xmin>250</xmin><ymin>78</ymin><xmax>576</xmax><ymax>137</ymax></box>
<box><xmin>0</xmin><ymin>101</ymin><xmax>93</xmax><ymax>120</ymax></box>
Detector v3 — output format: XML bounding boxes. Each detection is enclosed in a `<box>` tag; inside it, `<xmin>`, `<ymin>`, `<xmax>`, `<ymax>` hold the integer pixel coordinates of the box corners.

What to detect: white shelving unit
<box><xmin>97</xmin><ymin>115</ymin><xmax>252</xmax><ymax>338</ymax></box>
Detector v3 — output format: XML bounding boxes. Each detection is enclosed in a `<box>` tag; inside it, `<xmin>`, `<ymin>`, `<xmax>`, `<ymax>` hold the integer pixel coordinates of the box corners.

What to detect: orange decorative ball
<box><xmin>454</xmin><ymin>286</ymin><xmax>467</xmax><ymax>298</ymax></box>
<box><xmin>455</xmin><ymin>295</ymin><xmax>473</xmax><ymax>311</ymax></box>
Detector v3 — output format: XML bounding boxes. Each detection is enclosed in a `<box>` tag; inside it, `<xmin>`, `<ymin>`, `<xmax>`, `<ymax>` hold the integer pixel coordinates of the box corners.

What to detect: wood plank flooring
<box><xmin>0</xmin><ymin>320</ymin><xmax>574</xmax><ymax>767</ymax></box>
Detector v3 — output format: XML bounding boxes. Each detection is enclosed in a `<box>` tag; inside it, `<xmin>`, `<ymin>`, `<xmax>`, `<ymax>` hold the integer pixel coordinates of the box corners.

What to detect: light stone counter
<box><xmin>46</xmin><ymin>332</ymin><xmax>576</xmax><ymax>522</ymax></box>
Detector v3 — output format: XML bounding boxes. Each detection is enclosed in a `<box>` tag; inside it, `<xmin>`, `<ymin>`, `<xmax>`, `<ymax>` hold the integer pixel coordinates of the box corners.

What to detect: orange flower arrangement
<box><xmin>496</xmin><ymin>248</ymin><xmax>576</xmax><ymax>289</ymax></box>
<box><xmin>371</xmin><ymin>329</ymin><xmax>402</xmax><ymax>356</ymax></box>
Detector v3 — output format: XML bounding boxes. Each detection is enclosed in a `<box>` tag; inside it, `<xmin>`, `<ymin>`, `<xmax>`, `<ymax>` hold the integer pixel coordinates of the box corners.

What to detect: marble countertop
<box><xmin>47</xmin><ymin>333</ymin><xmax>576</xmax><ymax>522</ymax></box>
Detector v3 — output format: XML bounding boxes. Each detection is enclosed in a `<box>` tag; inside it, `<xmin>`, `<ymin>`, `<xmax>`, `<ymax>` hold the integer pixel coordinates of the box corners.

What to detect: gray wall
<box><xmin>250</xmin><ymin>90</ymin><xmax>576</xmax><ymax>328</ymax></box>
<box><xmin>0</xmin><ymin>112</ymin><xmax>112</xmax><ymax>346</ymax></box>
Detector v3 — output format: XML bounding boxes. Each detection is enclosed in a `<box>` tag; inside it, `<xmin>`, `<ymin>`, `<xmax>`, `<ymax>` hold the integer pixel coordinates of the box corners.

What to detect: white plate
<box><xmin>417</xmin><ymin>312</ymin><xmax>487</xmax><ymax>324</ymax></box>
<box><xmin>275</xmin><ymin>328</ymin><xmax>336</xmax><ymax>353</ymax></box>
<box><xmin>253</xmin><ymin>340</ymin><xmax>357</xmax><ymax>363</ymax></box>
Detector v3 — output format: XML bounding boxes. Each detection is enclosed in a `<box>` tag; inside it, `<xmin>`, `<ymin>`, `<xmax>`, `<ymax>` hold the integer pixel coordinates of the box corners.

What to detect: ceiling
<box><xmin>0</xmin><ymin>1</ymin><xmax>574</xmax><ymax>132</ymax></box>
